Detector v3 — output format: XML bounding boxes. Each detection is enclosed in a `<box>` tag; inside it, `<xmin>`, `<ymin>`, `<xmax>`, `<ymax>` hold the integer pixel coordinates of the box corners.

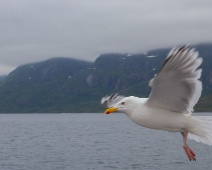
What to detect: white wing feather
<box><xmin>145</xmin><ymin>46</ymin><xmax>202</xmax><ymax>114</ymax></box>
<box><xmin>101</xmin><ymin>94</ymin><xmax>125</xmax><ymax>108</ymax></box>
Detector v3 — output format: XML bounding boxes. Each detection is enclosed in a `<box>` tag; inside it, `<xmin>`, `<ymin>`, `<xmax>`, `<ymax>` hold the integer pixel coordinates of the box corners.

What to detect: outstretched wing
<box><xmin>145</xmin><ymin>45</ymin><xmax>202</xmax><ymax>114</ymax></box>
<box><xmin>101</xmin><ymin>94</ymin><xmax>125</xmax><ymax>108</ymax></box>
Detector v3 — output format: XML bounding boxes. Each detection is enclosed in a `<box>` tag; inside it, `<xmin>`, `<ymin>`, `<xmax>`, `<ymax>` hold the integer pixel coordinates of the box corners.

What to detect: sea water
<box><xmin>0</xmin><ymin>113</ymin><xmax>211</xmax><ymax>170</ymax></box>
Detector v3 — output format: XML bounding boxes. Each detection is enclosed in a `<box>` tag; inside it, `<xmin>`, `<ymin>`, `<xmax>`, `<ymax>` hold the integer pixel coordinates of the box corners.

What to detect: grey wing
<box><xmin>101</xmin><ymin>94</ymin><xmax>125</xmax><ymax>108</ymax></box>
<box><xmin>145</xmin><ymin>45</ymin><xmax>202</xmax><ymax>114</ymax></box>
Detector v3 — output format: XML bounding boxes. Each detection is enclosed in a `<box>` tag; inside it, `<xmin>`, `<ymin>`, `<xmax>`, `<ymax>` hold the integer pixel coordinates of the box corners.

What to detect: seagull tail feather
<box><xmin>188</xmin><ymin>116</ymin><xmax>212</xmax><ymax>146</ymax></box>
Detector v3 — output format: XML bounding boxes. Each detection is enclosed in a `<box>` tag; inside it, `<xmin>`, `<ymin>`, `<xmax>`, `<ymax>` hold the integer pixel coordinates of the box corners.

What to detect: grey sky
<box><xmin>0</xmin><ymin>0</ymin><xmax>212</xmax><ymax>75</ymax></box>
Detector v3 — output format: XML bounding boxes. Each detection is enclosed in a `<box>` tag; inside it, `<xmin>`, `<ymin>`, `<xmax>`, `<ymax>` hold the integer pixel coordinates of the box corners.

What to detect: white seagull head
<box><xmin>105</xmin><ymin>96</ymin><xmax>138</xmax><ymax>115</ymax></box>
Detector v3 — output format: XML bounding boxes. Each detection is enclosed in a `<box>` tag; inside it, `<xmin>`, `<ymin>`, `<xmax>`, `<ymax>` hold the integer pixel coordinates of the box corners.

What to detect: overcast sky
<box><xmin>0</xmin><ymin>0</ymin><xmax>212</xmax><ymax>75</ymax></box>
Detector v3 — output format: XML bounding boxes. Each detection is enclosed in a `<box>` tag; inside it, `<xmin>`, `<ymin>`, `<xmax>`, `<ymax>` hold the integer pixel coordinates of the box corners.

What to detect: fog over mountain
<box><xmin>0</xmin><ymin>43</ymin><xmax>211</xmax><ymax>113</ymax></box>
<box><xmin>0</xmin><ymin>0</ymin><xmax>212</xmax><ymax>75</ymax></box>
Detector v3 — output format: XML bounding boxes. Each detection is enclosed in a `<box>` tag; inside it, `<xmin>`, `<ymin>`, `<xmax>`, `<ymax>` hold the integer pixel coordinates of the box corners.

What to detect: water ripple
<box><xmin>0</xmin><ymin>113</ymin><xmax>212</xmax><ymax>170</ymax></box>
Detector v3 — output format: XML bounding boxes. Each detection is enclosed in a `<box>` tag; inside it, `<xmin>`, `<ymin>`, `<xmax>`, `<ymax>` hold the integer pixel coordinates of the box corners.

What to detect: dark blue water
<box><xmin>0</xmin><ymin>113</ymin><xmax>211</xmax><ymax>170</ymax></box>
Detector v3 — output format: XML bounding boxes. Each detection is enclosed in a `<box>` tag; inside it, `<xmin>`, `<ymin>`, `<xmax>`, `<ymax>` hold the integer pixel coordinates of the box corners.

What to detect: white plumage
<box><xmin>101</xmin><ymin>45</ymin><xmax>212</xmax><ymax>161</ymax></box>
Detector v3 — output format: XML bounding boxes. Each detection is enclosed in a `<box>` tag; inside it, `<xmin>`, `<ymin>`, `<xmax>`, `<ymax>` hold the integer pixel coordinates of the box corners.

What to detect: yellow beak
<box><xmin>105</xmin><ymin>107</ymin><xmax>118</xmax><ymax>114</ymax></box>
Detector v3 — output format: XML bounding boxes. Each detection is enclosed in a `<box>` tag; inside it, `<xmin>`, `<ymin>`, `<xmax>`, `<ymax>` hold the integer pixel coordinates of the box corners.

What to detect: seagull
<box><xmin>101</xmin><ymin>45</ymin><xmax>212</xmax><ymax>161</ymax></box>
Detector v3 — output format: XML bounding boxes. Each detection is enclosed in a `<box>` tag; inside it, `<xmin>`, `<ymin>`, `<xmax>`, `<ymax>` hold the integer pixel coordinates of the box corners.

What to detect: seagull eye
<box><xmin>121</xmin><ymin>102</ymin><xmax>125</xmax><ymax>105</ymax></box>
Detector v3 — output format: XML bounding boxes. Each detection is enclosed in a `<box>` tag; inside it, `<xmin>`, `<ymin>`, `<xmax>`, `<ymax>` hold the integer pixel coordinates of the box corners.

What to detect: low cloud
<box><xmin>0</xmin><ymin>0</ymin><xmax>212</xmax><ymax>75</ymax></box>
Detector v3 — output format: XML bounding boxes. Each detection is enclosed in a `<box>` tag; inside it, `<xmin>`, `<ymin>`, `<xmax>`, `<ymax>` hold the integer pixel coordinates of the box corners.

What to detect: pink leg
<box><xmin>181</xmin><ymin>131</ymin><xmax>196</xmax><ymax>161</ymax></box>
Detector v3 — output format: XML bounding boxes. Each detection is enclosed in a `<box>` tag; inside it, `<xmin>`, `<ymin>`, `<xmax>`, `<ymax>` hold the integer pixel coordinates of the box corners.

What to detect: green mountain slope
<box><xmin>0</xmin><ymin>43</ymin><xmax>211</xmax><ymax>113</ymax></box>
<box><xmin>195</xmin><ymin>95</ymin><xmax>212</xmax><ymax>112</ymax></box>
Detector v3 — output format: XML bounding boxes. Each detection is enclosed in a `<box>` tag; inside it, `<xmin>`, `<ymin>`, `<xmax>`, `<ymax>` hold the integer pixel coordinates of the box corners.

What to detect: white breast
<box><xmin>128</xmin><ymin>103</ymin><xmax>188</xmax><ymax>132</ymax></box>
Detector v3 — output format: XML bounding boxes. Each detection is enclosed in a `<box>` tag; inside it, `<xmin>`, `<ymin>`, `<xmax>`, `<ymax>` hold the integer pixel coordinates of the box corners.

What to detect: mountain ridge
<box><xmin>0</xmin><ymin>43</ymin><xmax>212</xmax><ymax>113</ymax></box>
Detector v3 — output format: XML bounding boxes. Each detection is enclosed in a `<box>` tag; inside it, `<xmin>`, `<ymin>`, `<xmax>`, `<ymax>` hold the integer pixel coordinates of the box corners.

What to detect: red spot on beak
<box><xmin>105</xmin><ymin>111</ymin><xmax>110</xmax><ymax>114</ymax></box>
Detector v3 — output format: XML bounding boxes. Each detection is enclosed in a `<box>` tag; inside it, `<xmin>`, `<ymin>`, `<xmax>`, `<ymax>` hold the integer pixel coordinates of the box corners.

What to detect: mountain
<box><xmin>0</xmin><ymin>43</ymin><xmax>212</xmax><ymax>113</ymax></box>
<box><xmin>0</xmin><ymin>58</ymin><xmax>93</xmax><ymax>113</ymax></box>
<box><xmin>0</xmin><ymin>75</ymin><xmax>6</xmax><ymax>82</ymax></box>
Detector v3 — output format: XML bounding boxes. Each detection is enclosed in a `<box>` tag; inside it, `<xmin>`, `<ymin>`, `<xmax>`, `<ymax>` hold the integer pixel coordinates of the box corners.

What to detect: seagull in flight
<box><xmin>101</xmin><ymin>45</ymin><xmax>212</xmax><ymax>161</ymax></box>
